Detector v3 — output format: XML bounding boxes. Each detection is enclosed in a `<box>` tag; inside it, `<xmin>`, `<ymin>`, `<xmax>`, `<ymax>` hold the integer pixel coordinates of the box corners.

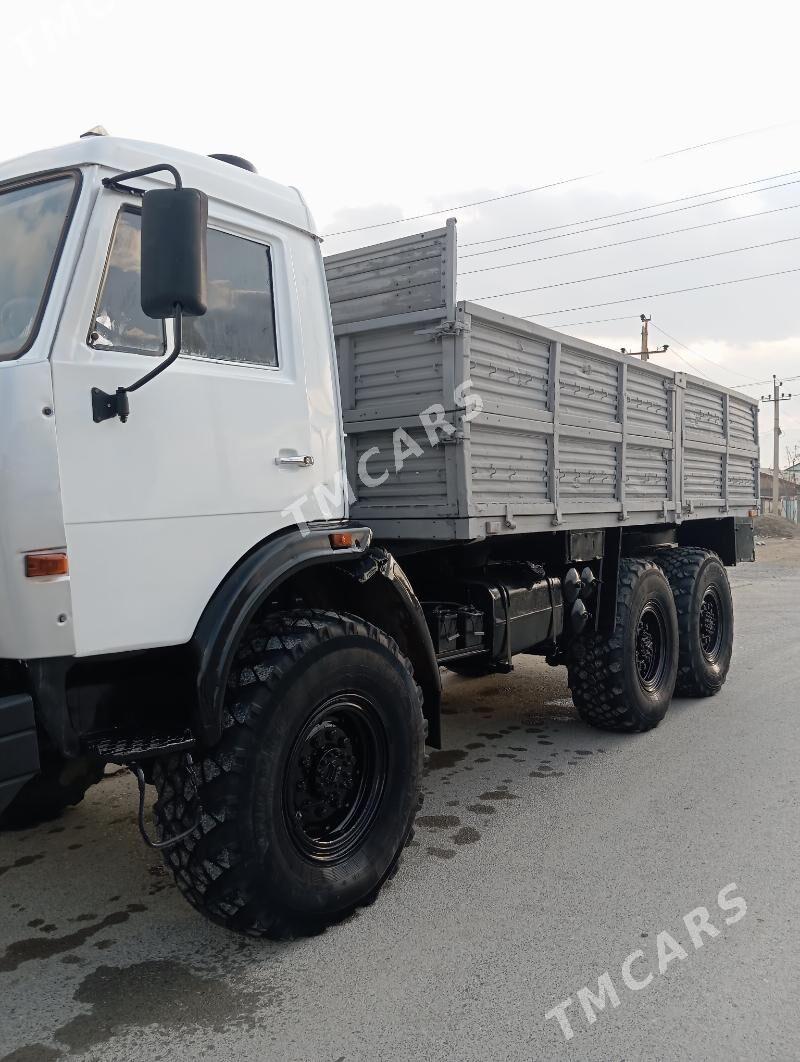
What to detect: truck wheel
<box><xmin>0</xmin><ymin>756</ymin><xmax>104</xmax><ymax>830</ymax></box>
<box><xmin>152</xmin><ymin>610</ymin><xmax>425</xmax><ymax>939</ymax></box>
<box><xmin>652</xmin><ymin>548</ymin><xmax>733</xmax><ymax>697</ymax></box>
<box><xmin>567</xmin><ymin>558</ymin><xmax>679</xmax><ymax>732</ymax></box>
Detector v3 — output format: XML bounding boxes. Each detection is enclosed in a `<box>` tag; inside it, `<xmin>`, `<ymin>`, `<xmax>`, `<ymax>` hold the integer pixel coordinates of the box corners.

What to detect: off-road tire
<box><xmin>567</xmin><ymin>558</ymin><xmax>679</xmax><ymax>732</ymax></box>
<box><xmin>652</xmin><ymin>548</ymin><xmax>733</xmax><ymax>697</ymax></box>
<box><xmin>152</xmin><ymin>610</ymin><xmax>425</xmax><ymax>939</ymax></box>
<box><xmin>0</xmin><ymin>756</ymin><xmax>104</xmax><ymax>829</ymax></box>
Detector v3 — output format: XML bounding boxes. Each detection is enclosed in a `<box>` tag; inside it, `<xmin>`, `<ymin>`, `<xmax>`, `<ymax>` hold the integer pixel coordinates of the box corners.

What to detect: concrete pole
<box><xmin>772</xmin><ymin>376</ymin><xmax>781</xmax><ymax>513</ymax></box>
<box><xmin>640</xmin><ymin>316</ymin><xmax>650</xmax><ymax>362</ymax></box>
<box><xmin>762</xmin><ymin>375</ymin><xmax>793</xmax><ymax>515</ymax></box>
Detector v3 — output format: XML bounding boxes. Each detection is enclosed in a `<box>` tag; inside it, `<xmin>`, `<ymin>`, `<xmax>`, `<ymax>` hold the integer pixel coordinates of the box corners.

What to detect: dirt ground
<box><xmin>753</xmin><ymin>513</ymin><xmax>799</xmax><ymax>539</ymax></box>
<box><xmin>753</xmin><ymin>515</ymin><xmax>800</xmax><ymax>566</ymax></box>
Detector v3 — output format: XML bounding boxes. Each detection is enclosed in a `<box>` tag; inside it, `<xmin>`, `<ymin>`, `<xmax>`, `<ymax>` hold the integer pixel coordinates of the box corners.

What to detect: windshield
<box><xmin>0</xmin><ymin>175</ymin><xmax>77</xmax><ymax>360</ymax></box>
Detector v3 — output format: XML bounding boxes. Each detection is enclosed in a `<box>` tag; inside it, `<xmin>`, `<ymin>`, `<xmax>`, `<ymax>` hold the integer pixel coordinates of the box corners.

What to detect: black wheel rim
<box><xmin>283</xmin><ymin>694</ymin><xmax>387</xmax><ymax>864</ymax></box>
<box><xmin>635</xmin><ymin>602</ymin><xmax>669</xmax><ymax>692</ymax></box>
<box><xmin>699</xmin><ymin>586</ymin><xmax>724</xmax><ymax>662</ymax></box>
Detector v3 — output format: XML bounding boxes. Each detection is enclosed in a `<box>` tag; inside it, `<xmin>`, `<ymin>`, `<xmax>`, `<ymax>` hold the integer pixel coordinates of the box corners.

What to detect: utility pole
<box><xmin>762</xmin><ymin>376</ymin><xmax>794</xmax><ymax>513</ymax></box>
<box><xmin>620</xmin><ymin>314</ymin><xmax>669</xmax><ymax>362</ymax></box>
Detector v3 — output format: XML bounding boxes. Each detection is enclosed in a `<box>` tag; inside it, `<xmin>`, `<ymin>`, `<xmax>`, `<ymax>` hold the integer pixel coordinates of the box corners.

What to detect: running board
<box><xmin>85</xmin><ymin>729</ymin><xmax>195</xmax><ymax>764</ymax></box>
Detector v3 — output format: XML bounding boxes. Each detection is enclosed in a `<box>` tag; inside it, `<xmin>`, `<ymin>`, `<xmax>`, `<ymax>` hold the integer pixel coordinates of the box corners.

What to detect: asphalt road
<box><xmin>1</xmin><ymin>541</ymin><xmax>798</xmax><ymax>1062</ymax></box>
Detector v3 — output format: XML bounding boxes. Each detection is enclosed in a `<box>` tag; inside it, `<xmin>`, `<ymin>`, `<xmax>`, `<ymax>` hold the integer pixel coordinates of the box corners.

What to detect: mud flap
<box><xmin>0</xmin><ymin>695</ymin><xmax>40</xmax><ymax>816</ymax></box>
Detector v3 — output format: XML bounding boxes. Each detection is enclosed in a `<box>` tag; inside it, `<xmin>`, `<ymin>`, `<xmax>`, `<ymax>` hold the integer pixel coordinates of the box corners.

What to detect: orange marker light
<box><xmin>25</xmin><ymin>552</ymin><xmax>69</xmax><ymax>578</ymax></box>
<box><xmin>329</xmin><ymin>532</ymin><xmax>358</xmax><ymax>550</ymax></box>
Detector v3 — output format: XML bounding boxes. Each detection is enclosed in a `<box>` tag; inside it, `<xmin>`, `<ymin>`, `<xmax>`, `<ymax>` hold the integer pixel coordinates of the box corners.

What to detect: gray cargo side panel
<box><xmin>325</xmin><ymin>221</ymin><xmax>456</xmax><ymax>331</ymax></box>
<box><xmin>326</xmin><ymin>225</ymin><xmax>759</xmax><ymax>540</ymax></box>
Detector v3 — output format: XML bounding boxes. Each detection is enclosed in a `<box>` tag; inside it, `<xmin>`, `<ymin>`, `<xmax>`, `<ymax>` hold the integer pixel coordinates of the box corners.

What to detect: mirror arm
<box><xmin>91</xmin><ymin>308</ymin><xmax>183</xmax><ymax>425</ymax></box>
<box><xmin>126</xmin><ymin>312</ymin><xmax>183</xmax><ymax>395</ymax></box>
<box><xmin>102</xmin><ymin>164</ymin><xmax>183</xmax><ymax>198</ymax></box>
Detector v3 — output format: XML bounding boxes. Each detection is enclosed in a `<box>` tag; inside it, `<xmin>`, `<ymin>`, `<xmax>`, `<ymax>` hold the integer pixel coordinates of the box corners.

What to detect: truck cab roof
<box><xmin>0</xmin><ymin>135</ymin><xmax>318</xmax><ymax>238</ymax></box>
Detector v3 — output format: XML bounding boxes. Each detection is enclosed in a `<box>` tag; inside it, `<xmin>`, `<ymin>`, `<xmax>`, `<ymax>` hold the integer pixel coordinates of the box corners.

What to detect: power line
<box><xmin>471</xmin><ymin>234</ymin><xmax>800</xmax><ymax>302</ymax></box>
<box><xmin>653</xmin><ymin>346</ymin><xmax>715</xmax><ymax>381</ymax></box>
<box><xmin>738</xmin><ymin>373</ymin><xmax>800</xmax><ymax>389</ymax></box>
<box><xmin>550</xmin><ymin>320</ymin><xmax>787</xmax><ymax>390</ymax></box>
<box><xmin>648</xmin><ymin>323</ymin><xmax>762</xmax><ymax>383</ymax></box>
<box><xmin>560</xmin><ymin>317</ymin><xmax>720</xmax><ymax>383</ymax></box>
<box><xmin>459</xmin><ymin>201</ymin><xmax>800</xmax><ymax>277</ymax></box>
<box><xmin>652</xmin><ymin>119</ymin><xmax>799</xmax><ymax>159</ymax></box>
<box><xmin>461</xmin><ymin>167</ymin><xmax>800</xmax><ymax>249</ymax></box>
<box><xmin>323</xmin><ymin>171</ymin><xmax>598</xmax><ymax>239</ymax></box>
<box><xmin>532</xmin><ymin>320</ymin><xmax>798</xmax><ymax>394</ymax></box>
<box><xmin>538</xmin><ymin>320</ymin><xmax>797</xmax><ymax>393</ymax></box>
<box><xmin>522</xmin><ymin>265</ymin><xmax>800</xmax><ymax>319</ymax></box>
<box><xmin>323</xmin><ymin>121</ymin><xmax>799</xmax><ymax>237</ymax></box>
<box><xmin>555</xmin><ymin>314</ymin><xmax>638</xmax><ymax>327</ymax></box>
<box><xmin>460</xmin><ymin>174</ymin><xmax>800</xmax><ymax>258</ymax></box>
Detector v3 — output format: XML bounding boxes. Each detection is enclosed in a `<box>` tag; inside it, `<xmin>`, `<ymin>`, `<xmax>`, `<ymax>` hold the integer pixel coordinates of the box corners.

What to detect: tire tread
<box><xmin>152</xmin><ymin>609</ymin><xmax>423</xmax><ymax>939</ymax></box>
<box><xmin>567</xmin><ymin>558</ymin><xmax>674</xmax><ymax>732</ymax></box>
<box><xmin>652</xmin><ymin>547</ymin><xmax>731</xmax><ymax>697</ymax></box>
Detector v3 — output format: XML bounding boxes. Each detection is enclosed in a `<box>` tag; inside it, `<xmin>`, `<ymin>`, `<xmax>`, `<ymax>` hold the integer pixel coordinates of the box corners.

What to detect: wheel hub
<box><xmin>635</xmin><ymin>602</ymin><xmax>668</xmax><ymax>692</ymax></box>
<box><xmin>314</xmin><ymin>745</ymin><xmax>354</xmax><ymax>794</ymax></box>
<box><xmin>284</xmin><ymin>697</ymin><xmax>386</xmax><ymax>864</ymax></box>
<box><xmin>699</xmin><ymin>587</ymin><xmax>723</xmax><ymax>661</ymax></box>
<box><xmin>636</xmin><ymin>627</ymin><xmax>655</xmax><ymax>676</ymax></box>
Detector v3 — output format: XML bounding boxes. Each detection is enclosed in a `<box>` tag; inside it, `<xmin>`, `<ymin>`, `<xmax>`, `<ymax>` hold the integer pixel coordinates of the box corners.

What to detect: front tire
<box><xmin>0</xmin><ymin>756</ymin><xmax>104</xmax><ymax>830</ymax></box>
<box><xmin>652</xmin><ymin>548</ymin><xmax>734</xmax><ymax>697</ymax></box>
<box><xmin>567</xmin><ymin>558</ymin><xmax>679</xmax><ymax>732</ymax></box>
<box><xmin>153</xmin><ymin>610</ymin><xmax>424</xmax><ymax>939</ymax></box>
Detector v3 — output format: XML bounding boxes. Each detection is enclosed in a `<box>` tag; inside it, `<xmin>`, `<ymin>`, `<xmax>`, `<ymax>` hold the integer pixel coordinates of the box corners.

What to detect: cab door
<box><xmin>51</xmin><ymin>194</ymin><xmax>328</xmax><ymax>656</ymax></box>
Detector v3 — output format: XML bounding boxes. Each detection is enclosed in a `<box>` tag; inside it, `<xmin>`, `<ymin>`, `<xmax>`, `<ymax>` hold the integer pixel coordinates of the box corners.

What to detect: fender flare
<box><xmin>191</xmin><ymin>527</ymin><xmax>441</xmax><ymax>746</ymax></box>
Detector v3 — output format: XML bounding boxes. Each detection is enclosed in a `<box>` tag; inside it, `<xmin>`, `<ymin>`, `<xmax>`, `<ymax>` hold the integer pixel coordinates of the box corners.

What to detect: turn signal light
<box><xmin>25</xmin><ymin>552</ymin><xmax>69</xmax><ymax>578</ymax></box>
<box><xmin>329</xmin><ymin>532</ymin><xmax>359</xmax><ymax>550</ymax></box>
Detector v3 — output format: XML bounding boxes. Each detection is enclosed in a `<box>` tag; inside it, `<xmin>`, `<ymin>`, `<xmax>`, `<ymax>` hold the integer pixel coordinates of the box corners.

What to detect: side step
<box><xmin>85</xmin><ymin>729</ymin><xmax>202</xmax><ymax>851</ymax></box>
<box><xmin>85</xmin><ymin>729</ymin><xmax>195</xmax><ymax>764</ymax></box>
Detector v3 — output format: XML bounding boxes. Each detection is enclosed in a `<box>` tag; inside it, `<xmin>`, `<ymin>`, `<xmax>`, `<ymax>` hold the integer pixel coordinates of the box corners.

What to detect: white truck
<box><xmin>0</xmin><ymin>135</ymin><xmax>757</xmax><ymax>938</ymax></box>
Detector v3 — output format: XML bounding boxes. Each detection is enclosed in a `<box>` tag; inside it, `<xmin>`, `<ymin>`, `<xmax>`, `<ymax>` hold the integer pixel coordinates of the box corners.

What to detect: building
<box><xmin>760</xmin><ymin>468</ymin><xmax>799</xmax><ymax>521</ymax></box>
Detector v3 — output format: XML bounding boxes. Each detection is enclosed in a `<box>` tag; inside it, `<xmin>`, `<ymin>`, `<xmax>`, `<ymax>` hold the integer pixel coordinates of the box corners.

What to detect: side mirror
<box><xmin>92</xmin><ymin>170</ymin><xmax>209</xmax><ymax>424</ymax></box>
<box><xmin>141</xmin><ymin>187</ymin><xmax>208</xmax><ymax>320</ymax></box>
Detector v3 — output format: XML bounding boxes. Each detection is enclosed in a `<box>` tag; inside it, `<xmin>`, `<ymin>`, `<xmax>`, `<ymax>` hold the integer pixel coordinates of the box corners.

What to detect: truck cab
<box><xmin>0</xmin><ymin>136</ymin><xmax>345</xmax><ymax>666</ymax></box>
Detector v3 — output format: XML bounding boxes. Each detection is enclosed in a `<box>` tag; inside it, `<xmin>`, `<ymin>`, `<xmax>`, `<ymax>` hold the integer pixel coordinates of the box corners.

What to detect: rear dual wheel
<box><xmin>652</xmin><ymin>548</ymin><xmax>734</xmax><ymax>697</ymax></box>
<box><xmin>567</xmin><ymin>558</ymin><xmax>679</xmax><ymax>732</ymax></box>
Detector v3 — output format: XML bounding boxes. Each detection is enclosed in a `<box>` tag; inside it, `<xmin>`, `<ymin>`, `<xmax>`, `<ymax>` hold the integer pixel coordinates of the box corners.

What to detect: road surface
<box><xmin>1</xmin><ymin>540</ymin><xmax>798</xmax><ymax>1061</ymax></box>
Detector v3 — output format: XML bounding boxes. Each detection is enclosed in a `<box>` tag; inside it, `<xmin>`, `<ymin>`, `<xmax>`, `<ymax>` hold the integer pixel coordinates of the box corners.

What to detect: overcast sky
<box><xmin>3</xmin><ymin>0</ymin><xmax>799</xmax><ymax>460</ymax></box>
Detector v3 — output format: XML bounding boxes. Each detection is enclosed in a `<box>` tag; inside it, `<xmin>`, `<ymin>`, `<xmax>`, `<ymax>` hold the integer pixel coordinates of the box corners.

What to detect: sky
<box><xmin>2</xmin><ymin>0</ymin><xmax>800</xmax><ymax>462</ymax></box>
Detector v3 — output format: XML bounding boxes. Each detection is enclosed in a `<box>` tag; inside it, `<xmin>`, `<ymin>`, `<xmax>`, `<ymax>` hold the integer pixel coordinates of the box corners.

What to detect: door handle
<box><xmin>275</xmin><ymin>454</ymin><xmax>315</xmax><ymax>466</ymax></box>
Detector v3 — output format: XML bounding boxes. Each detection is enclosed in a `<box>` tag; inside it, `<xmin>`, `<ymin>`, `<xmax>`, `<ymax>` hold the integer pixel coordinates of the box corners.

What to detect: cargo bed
<box><xmin>324</xmin><ymin>222</ymin><xmax>759</xmax><ymax>541</ymax></box>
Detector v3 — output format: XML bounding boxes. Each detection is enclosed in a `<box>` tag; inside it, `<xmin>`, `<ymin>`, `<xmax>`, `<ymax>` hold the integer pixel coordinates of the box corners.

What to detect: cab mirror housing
<box><xmin>141</xmin><ymin>188</ymin><xmax>208</xmax><ymax>319</ymax></box>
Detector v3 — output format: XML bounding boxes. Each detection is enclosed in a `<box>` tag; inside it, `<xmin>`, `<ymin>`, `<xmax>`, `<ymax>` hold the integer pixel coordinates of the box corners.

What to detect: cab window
<box><xmin>0</xmin><ymin>174</ymin><xmax>78</xmax><ymax>360</ymax></box>
<box><xmin>90</xmin><ymin>209</ymin><xmax>279</xmax><ymax>368</ymax></box>
<box><xmin>90</xmin><ymin>208</ymin><xmax>166</xmax><ymax>355</ymax></box>
<box><xmin>182</xmin><ymin>229</ymin><xmax>279</xmax><ymax>368</ymax></box>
